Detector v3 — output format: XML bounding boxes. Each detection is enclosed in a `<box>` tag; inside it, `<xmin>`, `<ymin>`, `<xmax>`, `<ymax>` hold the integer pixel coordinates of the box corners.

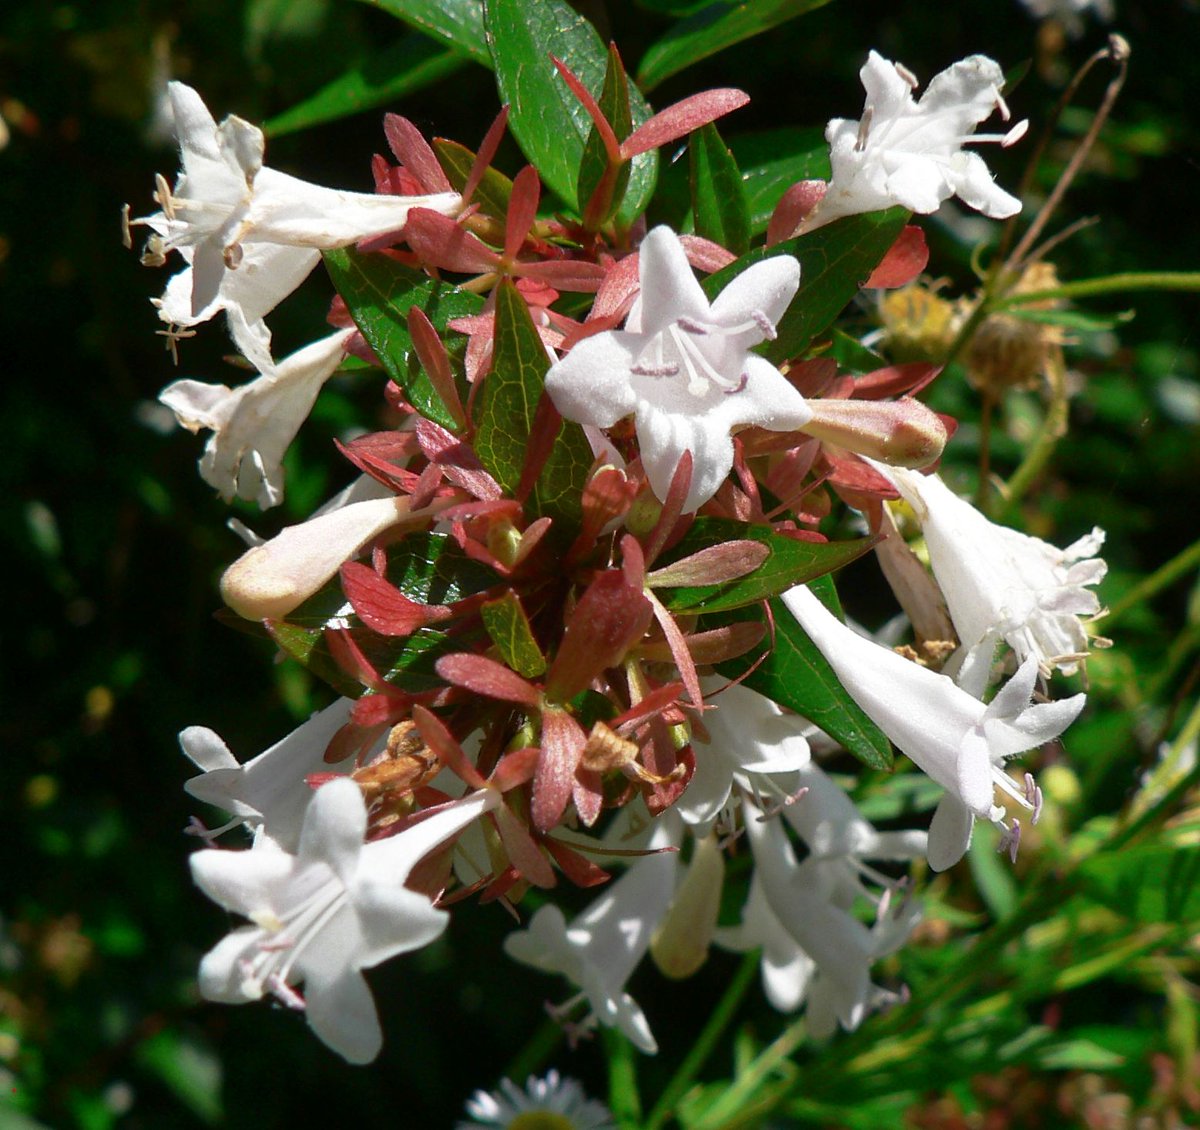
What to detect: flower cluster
<box><xmin>140</xmin><ymin>29</ymin><xmax>1102</xmax><ymax>1066</ymax></box>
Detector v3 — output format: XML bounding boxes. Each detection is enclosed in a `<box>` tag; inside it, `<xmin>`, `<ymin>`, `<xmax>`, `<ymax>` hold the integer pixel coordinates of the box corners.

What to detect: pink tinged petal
<box><xmin>365</xmin><ymin>790</ymin><xmax>499</xmax><ymax>885</ymax></box>
<box><xmin>927</xmin><ymin>793</ymin><xmax>976</xmax><ymax>872</ymax></box>
<box><xmin>725</xmin><ymin>354</ymin><xmax>813</xmax><ymax>430</ymax></box>
<box><xmin>302</xmin><ymin>966</ymin><xmax>383</xmax><ymax>1065</ymax></box>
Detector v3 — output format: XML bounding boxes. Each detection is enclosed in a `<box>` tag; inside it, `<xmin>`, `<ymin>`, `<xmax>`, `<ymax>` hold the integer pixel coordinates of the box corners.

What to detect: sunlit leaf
<box><xmin>714</xmin><ymin>576</ymin><xmax>893</xmax><ymax>770</ymax></box>
<box><xmin>263</xmin><ymin>36</ymin><xmax>467</xmax><ymax>137</ymax></box>
<box><xmin>323</xmin><ymin>247</ymin><xmax>482</xmax><ymax>430</ymax></box>
<box><xmin>357</xmin><ymin>0</ymin><xmax>489</xmax><ymax>64</ymax></box>
<box><xmin>637</xmin><ymin>0</ymin><xmax>835</xmax><ymax>91</ymax></box>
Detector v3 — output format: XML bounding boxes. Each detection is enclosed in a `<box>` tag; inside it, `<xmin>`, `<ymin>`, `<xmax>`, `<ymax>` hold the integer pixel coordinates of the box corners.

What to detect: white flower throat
<box><xmin>630</xmin><ymin>309</ymin><xmax>778</xmax><ymax>397</ymax></box>
<box><xmin>241</xmin><ymin>865</ymin><xmax>346</xmax><ymax>1007</ymax></box>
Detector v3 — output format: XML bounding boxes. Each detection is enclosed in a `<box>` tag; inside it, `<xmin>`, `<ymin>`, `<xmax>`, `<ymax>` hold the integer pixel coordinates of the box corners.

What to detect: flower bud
<box><xmin>799</xmin><ymin>397</ymin><xmax>947</xmax><ymax>468</ymax></box>
<box><xmin>650</xmin><ymin>833</ymin><xmax>725</xmax><ymax>979</ymax></box>
<box><xmin>221</xmin><ymin>496</ymin><xmax>410</xmax><ymax>621</ymax></box>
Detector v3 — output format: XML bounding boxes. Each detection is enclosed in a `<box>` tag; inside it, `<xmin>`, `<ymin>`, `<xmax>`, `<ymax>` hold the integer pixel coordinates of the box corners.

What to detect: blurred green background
<box><xmin>4</xmin><ymin>0</ymin><xmax>1200</xmax><ymax>1126</ymax></box>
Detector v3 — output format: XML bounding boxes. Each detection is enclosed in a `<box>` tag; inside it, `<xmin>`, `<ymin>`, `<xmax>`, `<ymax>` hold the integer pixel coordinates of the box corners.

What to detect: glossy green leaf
<box><xmin>637</xmin><ymin>0</ymin><xmax>835</xmax><ymax>91</ymax></box>
<box><xmin>432</xmin><ymin>137</ymin><xmax>514</xmax><ymax>219</ymax></box>
<box><xmin>263</xmin><ymin>35</ymin><xmax>467</xmax><ymax>137</ymax></box>
<box><xmin>732</xmin><ymin>128</ymin><xmax>828</xmax><ymax>234</ymax></box>
<box><xmin>323</xmin><ymin>247</ymin><xmax>482</xmax><ymax>431</ymax></box>
<box><xmin>690</xmin><ymin>121</ymin><xmax>750</xmax><ymax>256</ymax></box>
<box><xmin>578</xmin><ymin>44</ymin><xmax>634</xmax><ymax>229</ymax></box>
<box><xmin>702</xmin><ymin>207</ymin><xmax>909</xmax><ymax>361</ymax></box>
<box><xmin>653</xmin><ymin>519</ymin><xmax>874</xmax><ymax>613</ymax></box>
<box><xmin>482</xmin><ymin>591</ymin><xmax>547</xmax><ymax>678</ymax></box>
<box><xmin>357</xmin><ymin>0</ymin><xmax>489</xmax><ymax>64</ymax></box>
<box><xmin>485</xmin><ymin>0</ymin><xmax>656</xmax><ymax>218</ymax></box>
<box><xmin>714</xmin><ymin>576</ymin><xmax>893</xmax><ymax>770</ymax></box>
<box><xmin>476</xmin><ymin>280</ymin><xmax>592</xmax><ymax>528</ymax></box>
<box><xmin>1079</xmin><ymin>844</ymin><xmax>1200</xmax><ymax>924</ymax></box>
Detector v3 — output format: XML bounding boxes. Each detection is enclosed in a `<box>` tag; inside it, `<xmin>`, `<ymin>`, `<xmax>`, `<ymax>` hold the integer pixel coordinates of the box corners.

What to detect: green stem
<box><xmin>692</xmin><ymin>1014</ymin><xmax>808</xmax><ymax>1130</ymax></box>
<box><xmin>1102</xmin><ymin>536</ymin><xmax>1200</xmax><ymax>629</ymax></box>
<box><xmin>603</xmin><ymin>1027</ymin><xmax>642</xmax><ymax>1128</ymax></box>
<box><xmin>996</xmin><ymin>271</ymin><xmax>1200</xmax><ymax>306</ymax></box>
<box><xmin>997</xmin><ymin>349</ymin><xmax>1070</xmax><ymax>517</ymax></box>
<box><xmin>644</xmin><ymin>952</ymin><xmax>759</xmax><ymax>1130</ymax></box>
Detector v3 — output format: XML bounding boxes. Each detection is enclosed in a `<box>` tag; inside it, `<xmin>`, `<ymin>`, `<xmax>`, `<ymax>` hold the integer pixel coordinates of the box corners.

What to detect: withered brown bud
<box><xmin>580</xmin><ymin>721</ymin><xmax>640</xmax><ymax>773</ymax></box>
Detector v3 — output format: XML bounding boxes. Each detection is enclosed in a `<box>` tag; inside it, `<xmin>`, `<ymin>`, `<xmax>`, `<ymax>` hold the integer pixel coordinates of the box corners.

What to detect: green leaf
<box><xmin>475</xmin><ymin>280</ymin><xmax>592</xmax><ymax>528</ymax></box>
<box><xmin>732</xmin><ymin>128</ymin><xmax>829</xmax><ymax>235</ymax></box>
<box><xmin>432</xmin><ymin>137</ymin><xmax>514</xmax><ymax>218</ymax></box>
<box><xmin>578</xmin><ymin>44</ymin><xmax>634</xmax><ymax>229</ymax></box>
<box><xmin>262</xmin><ymin>35</ymin><xmax>467</xmax><ymax>137</ymax></box>
<box><xmin>653</xmin><ymin>519</ymin><xmax>874</xmax><ymax>613</ymax></box>
<box><xmin>134</xmin><ymin>1030</ymin><xmax>223</xmax><ymax>1126</ymax></box>
<box><xmin>636</xmin><ymin>0</ymin><xmax>835</xmax><ymax>91</ymax></box>
<box><xmin>1079</xmin><ymin>844</ymin><xmax>1200</xmax><ymax>924</ymax></box>
<box><xmin>482</xmin><ymin>592</ymin><xmax>547</xmax><ymax>677</ymax></box>
<box><xmin>701</xmin><ymin>207</ymin><xmax>909</xmax><ymax>361</ymax></box>
<box><xmin>357</xmin><ymin>0</ymin><xmax>489</xmax><ymax>64</ymax></box>
<box><xmin>689</xmin><ymin>122</ymin><xmax>751</xmax><ymax>256</ymax></box>
<box><xmin>714</xmin><ymin>576</ymin><xmax>893</xmax><ymax>770</ymax></box>
<box><xmin>485</xmin><ymin>0</ymin><xmax>656</xmax><ymax>219</ymax></box>
<box><xmin>323</xmin><ymin>247</ymin><xmax>482</xmax><ymax>431</ymax></box>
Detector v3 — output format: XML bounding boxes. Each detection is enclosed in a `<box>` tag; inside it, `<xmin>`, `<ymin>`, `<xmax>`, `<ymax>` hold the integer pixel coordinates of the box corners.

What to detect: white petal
<box><xmin>634</xmin><ymin>226</ymin><xmax>710</xmax><ymax>334</ymax></box>
<box><xmin>303</xmin><ymin>966</ymin><xmax>384</xmax><ymax>1065</ymax></box>
<box><xmin>298</xmin><ymin>778</ymin><xmax>368</xmax><ymax>883</ymax></box>
<box><xmin>927</xmin><ymin>793</ymin><xmax>975</xmax><ymax>871</ymax></box>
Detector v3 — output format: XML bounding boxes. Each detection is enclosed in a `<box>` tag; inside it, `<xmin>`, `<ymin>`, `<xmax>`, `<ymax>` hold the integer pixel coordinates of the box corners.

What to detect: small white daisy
<box><xmin>458</xmin><ymin>1070</ymin><xmax>615</xmax><ymax>1130</ymax></box>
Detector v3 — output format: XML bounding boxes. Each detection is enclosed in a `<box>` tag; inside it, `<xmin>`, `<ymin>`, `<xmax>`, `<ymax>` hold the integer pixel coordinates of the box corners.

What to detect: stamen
<box><xmin>996</xmin><ymin>818</ymin><xmax>1022</xmax><ymax>864</ymax></box>
<box><xmin>630</xmin><ymin>361</ymin><xmax>680</xmax><ymax>377</ymax></box>
<box><xmin>675</xmin><ymin>316</ymin><xmax>710</xmax><ymax>335</ymax></box>
<box><xmin>995</xmin><ymin>91</ymin><xmax>1012</xmax><ymax>122</ymax></box>
<box><xmin>855</xmin><ymin>107</ymin><xmax>874</xmax><ymax>152</ymax></box>
<box><xmin>1024</xmin><ymin>773</ymin><xmax>1044</xmax><ymax>824</ymax></box>
<box><xmin>120</xmin><ymin>204</ymin><xmax>132</xmax><ymax>250</ymax></box>
<box><xmin>751</xmin><ymin>309</ymin><xmax>777</xmax><ymax>340</ymax></box>
<box><xmin>895</xmin><ymin>62</ymin><xmax>919</xmax><ymax>89</ymax></box>
<box><xmin>1002</xmin><ymin>119</ymin><xmax>1029</xmax><ymax>147</ymax></box>
<box><xmin>153</xmin><ymin>173</ymin><xmax>176</xmax><ymax>219</ymax></box>
<box><xmin>724</xmin><ymin>372</ymin><xmax>748</xmax><ymax>395</ymax></box>
<box><xmin>266</xmin><ymin>973</ymin><xmax>306</xmax><ymax>1010</ymax></box>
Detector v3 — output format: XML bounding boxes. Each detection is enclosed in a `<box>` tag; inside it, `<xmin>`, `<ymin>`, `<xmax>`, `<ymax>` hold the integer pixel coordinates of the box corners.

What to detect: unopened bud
<box><xmin>221</xmin><ymin>496</ymin><xmax>409</xmax><ymax>620</ymax></box>
<box><xmin>650</xmin><ymin>833</ymin><xmax>725</xmax><ymax>979</ymax></box>
<box><xmin>798</xmin><ymin>397</ymin><xmax>947</xmax><ymax>468</ymax></box>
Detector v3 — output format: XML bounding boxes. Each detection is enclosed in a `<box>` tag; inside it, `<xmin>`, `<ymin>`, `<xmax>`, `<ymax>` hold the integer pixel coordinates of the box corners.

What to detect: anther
<box><xmin>855</xmin><ymin>107</ymin><xmax>874</xmax><ymax>152</ymax></box>
<box><xmin>1002</xmin><ymin>120</ymin><xmax>1029</xmax><ymax>147</ymax></box>
<box><xmin>630</xmin><ymin>361</ymin><xmax>680</xmax><ymax>377</ymax></box>
<box><xmin>1024</xmin><ymin>773</ymin><xmax>1044</xmax><ymax>824</ymax></box>
<box><xmin>266</xmin><ymin>973</ymin><xmax>306</xmax><ymax>1010</ymax></box>
<box><xmin>674</xmin><ymin>316</ymin><xmax>710</xmax><ymax>335</ymax></box>
<box><xmin>724</xmin><ymin>373</ymin><xmax>749</xmax><ymax>395</ymax></box>
<box><xmin>895</xmin><ymin>62</ymin><xmax>919</xmax><ymax>89</ymax></box>
<box><xmin>751</xmin><ymin>309</ymin><xmax>777</xmax><ymax>340</ymax></box>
